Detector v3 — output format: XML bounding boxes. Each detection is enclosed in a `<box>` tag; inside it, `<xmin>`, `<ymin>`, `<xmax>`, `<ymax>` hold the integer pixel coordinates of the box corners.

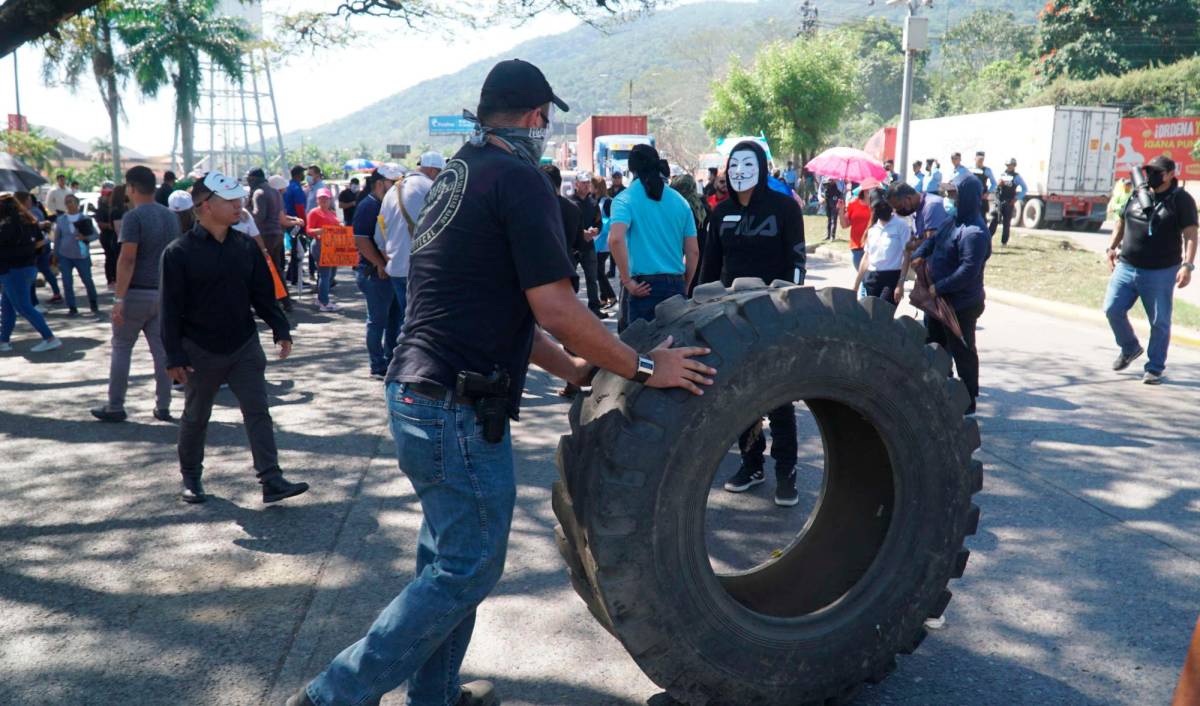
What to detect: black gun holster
<box><xmin>456</xmin><ymin>368</ymin><xmax>511</xmax><ymax>444</ymax></box>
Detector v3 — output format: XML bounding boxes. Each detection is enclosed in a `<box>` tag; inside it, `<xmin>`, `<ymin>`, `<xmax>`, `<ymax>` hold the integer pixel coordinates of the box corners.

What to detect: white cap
<box><xmin>574</xmin><ymin>170</ymin><xmax>592</xmax><ymax>182</ymax></box>
<box><xmin>375</xmin><ymin>163</ymin><xmax>406</xmax><ymax>180</ymax></box>
<box><xmin>267</xmin><ymin>174</ymin><xmax>288</xmax><ymax>190</ymax></box>
<box><xmin>198</xmin><ymin>171</ymin><xmax>246</xmax><ymax>200</ymax></box>
<box><xmin>167</xmin><ymin>190</ymin><xmax>193</xmax><ymax>212</ymax></box>
<box><xmin>419</xmin><ymin>151</ymin><xmax>446</xmax><ymax>169</ymax></box>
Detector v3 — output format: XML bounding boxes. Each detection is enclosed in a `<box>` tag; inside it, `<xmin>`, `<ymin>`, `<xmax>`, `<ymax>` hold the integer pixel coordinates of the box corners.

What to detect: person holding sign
<box><xmin>307</xmin><ymin>187</ymin><xmax>343</xmax><ymax>312</ymax></box>
<box><xmin>353</xmin><ymin>165</ymin><xmax>403</xmax><ymax>378</ymax></box>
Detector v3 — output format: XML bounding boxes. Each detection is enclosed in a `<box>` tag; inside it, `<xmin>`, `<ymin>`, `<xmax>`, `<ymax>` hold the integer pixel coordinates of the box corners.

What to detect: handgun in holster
<box><xmin>456</xmin><ymin>368</ymin><xmax>511</xmax><ymax>444</ymax></box>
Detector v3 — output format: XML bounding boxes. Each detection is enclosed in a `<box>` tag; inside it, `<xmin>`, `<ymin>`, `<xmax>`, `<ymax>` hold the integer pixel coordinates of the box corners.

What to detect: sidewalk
<box><xmin>1</xmin><ymin>257</ymin><xmax>1196</xmax><ymax>704</ymax></box>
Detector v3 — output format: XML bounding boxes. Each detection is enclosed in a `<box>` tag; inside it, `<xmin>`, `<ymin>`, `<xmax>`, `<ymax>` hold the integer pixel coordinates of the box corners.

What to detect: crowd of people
<box><xmin>2</xmin><ymin>52</ymin><xmax>1197</xmax><ymax>706</ymax></box>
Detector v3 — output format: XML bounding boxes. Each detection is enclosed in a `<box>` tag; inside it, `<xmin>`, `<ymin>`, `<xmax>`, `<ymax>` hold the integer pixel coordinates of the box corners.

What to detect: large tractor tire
<box><xmin>552</xmin><ymin>281</ymin><xmax>982</xmax><ymax>705</ymax></box>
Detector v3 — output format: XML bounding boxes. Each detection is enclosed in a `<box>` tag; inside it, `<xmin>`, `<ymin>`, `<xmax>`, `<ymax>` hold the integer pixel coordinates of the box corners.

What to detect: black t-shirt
<box><xmin>339</xmin><ymin>188</ymin><xmax>358</xmax><ymax>226</ymax></box>
<box><xmin>557</xmin><ymin>195</ymin><xmax>584</xmax><ymax>261</ymax></box>
<box><xmin>1120</xmin><ymin>186</ymin><xmax>1199</xmax><ymax>270</ymax></box>
<box><xmin>154</xmin><ymin>184</ymin><xmax>173</xmax><ymax>207</ymax></box>
<box><xmin>385</xmin><ymin>142</ymin><xmax>575</xmax><ymax>417</ymax></box>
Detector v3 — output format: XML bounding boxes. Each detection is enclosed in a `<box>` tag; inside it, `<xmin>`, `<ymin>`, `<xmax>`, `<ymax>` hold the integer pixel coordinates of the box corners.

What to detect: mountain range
<box><xmin>283</xmin><ymin>0</ymin><xmax>1046</xmax><ymax>153</ymax></box>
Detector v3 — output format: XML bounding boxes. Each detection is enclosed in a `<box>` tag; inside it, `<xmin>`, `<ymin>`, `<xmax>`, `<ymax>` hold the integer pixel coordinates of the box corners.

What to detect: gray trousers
<box><xmin>178</xmin><ymin>336</ymin><xmax>280</xmax><ymax>479</ymax></box>
<box><xmin>578</xmin><ymin>244</ymin><xmax>601</xmax><ymax>312</ymax></box>
<box><xmin>107</xmin><ymin>289</ymin><xmax>171</xmax><ymax>411</ymax></box>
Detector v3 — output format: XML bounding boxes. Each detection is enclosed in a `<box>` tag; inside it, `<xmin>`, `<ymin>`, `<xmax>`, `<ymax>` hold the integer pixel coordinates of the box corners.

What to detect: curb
<box><xmin>809</xmin><ymin>244</ymin><xmax>1200</xmax><ymax>351</ymax></box>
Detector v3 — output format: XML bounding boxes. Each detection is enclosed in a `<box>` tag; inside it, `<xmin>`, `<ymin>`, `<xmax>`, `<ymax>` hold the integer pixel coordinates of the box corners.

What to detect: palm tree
<box><xmin>119</xmin><ymin>0</ymin><xmax>252</xmax><ymax>172</ymax></box>
<box><xmin>40</xmin><ymin>1</ymin><xmax>127</xmax><ymax>181</ymax></box>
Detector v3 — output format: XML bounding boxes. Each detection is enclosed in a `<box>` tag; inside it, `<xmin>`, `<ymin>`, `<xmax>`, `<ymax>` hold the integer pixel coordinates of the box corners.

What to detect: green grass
<box><xmin>805</xmin><ymin>219</ymin><xmax>1200</xmax><ymax>330</ymax></box>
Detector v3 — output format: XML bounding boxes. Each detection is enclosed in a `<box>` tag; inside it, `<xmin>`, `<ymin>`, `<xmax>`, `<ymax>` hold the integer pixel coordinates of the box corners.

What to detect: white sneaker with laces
<box><xmin>31</xmin><ymin>337</ymin><xmax>63</xmax><ymax>353</ymax></box>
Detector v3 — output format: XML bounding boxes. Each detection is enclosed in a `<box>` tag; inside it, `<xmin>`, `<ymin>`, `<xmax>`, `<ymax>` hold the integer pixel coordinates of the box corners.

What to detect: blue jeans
<box><xmin>307</xmin><ymin>382</ymin><xmax>515</xmax><ymax>706</ymax></box>
<box><xmin>356</xmin><ymin>269</ymin><xmax>400</xmax><ymax>375</ymax></box>
<box><xmin>1103</xmin><ymin>261</ymin><xmax>1176</xmax><ymax>375</ymax></box>
<box><xmin>312</xmin><ymin>241</ymin><xmax>335</xmax><ymax>305</ymax></box>
<box><xmin>391</xmin><ymin>277</ymin><xmax>408</xmax><ymax>330</ymax></box>
<box><xmin>34</xmin><ymin>248</ymin><xmax>60</xmax><ymax>299</ymax></box>
<box><xmin>1</xmin><ymin>266</ymin><xmax>54</xmax><ymax>342</ymax></box>
<box><xmin>619</xmin><ymin>273</ymin><xmax>686</xmax><ymax>332</ymax></box>
<box><xmin>59</xmin><ymin>255</ymin><xmax>98</xmax><ymax>311</ymax></box>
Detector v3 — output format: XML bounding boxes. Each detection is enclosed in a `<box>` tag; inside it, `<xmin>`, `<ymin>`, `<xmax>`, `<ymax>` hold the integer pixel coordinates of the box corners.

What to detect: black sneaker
<box><xmin>775</xmin><ymin>467</ymin><xmax>799</xmax><ymax>507</ymax></box>
<box><xmin>261</xmin><ymin>474</ymin><xmax>309</xmax><ymax>503</ymax></box>
<box><xmin>153</xmin><ymin>408</ymin><xmax>175</xmax><ymax>422</ymax></box>
<box><xmin>1112</xmin><ymin>346</ymin><xmax>1144</xmax><ymax>371</ymax></box>
<box><xmin>90</xmin><ymin>406</ymin><xmax>127</xmax><ymax>422</ymax></box>
<box><xmin>724</xmin><ymin>465</ymin><xmax>765</xmax><ymax>492</ymax></box>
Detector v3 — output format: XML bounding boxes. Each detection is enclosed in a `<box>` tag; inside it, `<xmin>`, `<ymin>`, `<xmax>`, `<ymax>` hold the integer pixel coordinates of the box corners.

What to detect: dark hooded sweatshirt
<box><xmin>699</xmin><ymin>141</ymin><xmax>806</xmax><ymax>287</ymax></box>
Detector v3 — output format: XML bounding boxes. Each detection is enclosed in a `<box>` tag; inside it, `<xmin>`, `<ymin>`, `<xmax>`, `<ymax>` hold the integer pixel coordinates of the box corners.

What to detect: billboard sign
<box><xmin>428</xmin><ymin>115</ymin><xmax>475</xmax><ymax>136</ymax></box>
<box><xmin>1116</xmin><ymin>117</ymin><xmax>1200</xmax><ymax>179</ymax></box>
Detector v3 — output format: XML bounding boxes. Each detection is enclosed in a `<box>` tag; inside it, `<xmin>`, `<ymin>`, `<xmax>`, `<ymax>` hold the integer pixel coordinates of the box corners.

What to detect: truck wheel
<box><xmin>1022</xmin><ymin>198</ymin><xmax>1045</xmax><ymax>229</ymax></box>
<box><xmin>553</xmin><ymin>282</ymin><xmax>983</xmax><ymax>705</ymax></box>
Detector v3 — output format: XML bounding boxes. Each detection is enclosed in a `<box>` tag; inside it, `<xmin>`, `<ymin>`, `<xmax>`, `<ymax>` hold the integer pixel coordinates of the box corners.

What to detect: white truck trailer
<box><xmin>907</xmin><ymin>105</ymin><xmax>1121</xmax><ymax>230</ymax></box>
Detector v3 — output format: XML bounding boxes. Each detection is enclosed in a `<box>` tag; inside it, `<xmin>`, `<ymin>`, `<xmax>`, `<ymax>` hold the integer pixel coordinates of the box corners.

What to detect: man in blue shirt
<box><xmin>283</xmin><ymin>165</ymin><xmax>308</xmax><ymax>287</ymax></box>
<box><xmin>608</xmin><ymin>143</ymin><xmax>699</xmax><ymax>331</ymax></box>
<box><xmin>352</xmin><ymin>164</ymin><xmax>401</xmax><ymax>378</ymax></box>
<box><xmin>989</xmin><ymin>158</ymin><xmax>1028</xmax><ymax>245</ymax></box>
<box><xmin>924</xmin><ymin>159</ymin><xmax>943</xmax><ymax>194</ymax></box>
<box><xmin>305</xmin><ymin>165</ymin><xmax>327</xmax><ymax>213</ymax></box>
<box><xmin>909</xmin><ymin>160</ymin><xmax>925</xmax><ymax>192</ymax></box>
<box><xmin>783</xmin><ymin>161</ymin><xmax>798</xmax><ymax>190</ymax></box>
<box><xmin>950</xmin><ymin>152</ymin><xmax>970</xmax><ymax>181</ymax></box>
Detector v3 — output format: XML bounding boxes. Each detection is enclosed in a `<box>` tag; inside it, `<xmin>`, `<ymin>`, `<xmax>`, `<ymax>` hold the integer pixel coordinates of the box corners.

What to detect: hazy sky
<box><xmin>0</xmin><ymin>0</ymin><xmax>580</xmax><ymax>156</ymax></box>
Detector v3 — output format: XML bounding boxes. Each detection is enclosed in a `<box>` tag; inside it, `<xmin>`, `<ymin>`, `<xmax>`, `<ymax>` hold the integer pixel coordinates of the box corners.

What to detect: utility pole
<box><xmin>13</xmin><ymin>48</ymin><xmax>22</xmax><ymax>127</ymax></box>
<box><xmin>628</xmin><ymin>79</ymin><xmax>633</xmax><ymax>115</ymax></box>
<box><xmin>887</xmin><ymin>0</ymin><xmax>930</xmax><ymax>184</ymax></box>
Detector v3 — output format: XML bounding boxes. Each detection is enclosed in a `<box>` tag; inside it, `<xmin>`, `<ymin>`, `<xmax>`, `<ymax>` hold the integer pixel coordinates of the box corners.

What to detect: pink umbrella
<box><xmin>805</xmin><ymin>147</ymin><xmax>888</xmax><ymax>184</ymax></box>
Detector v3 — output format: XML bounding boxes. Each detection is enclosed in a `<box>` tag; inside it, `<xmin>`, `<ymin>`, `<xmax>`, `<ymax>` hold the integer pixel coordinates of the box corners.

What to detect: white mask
<box><xmin>728</xmin><ymin>150</ymin><xmax>759</xmax><ymax>193</ymax></box>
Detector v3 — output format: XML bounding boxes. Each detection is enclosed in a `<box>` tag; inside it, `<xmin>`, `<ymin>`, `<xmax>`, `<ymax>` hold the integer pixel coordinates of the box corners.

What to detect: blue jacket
<box><xmin>283</xmin><ymin>180</ymin><xmax>306</xmax><ymax>219</ymax></box>
<box><xmin>952</xmin><ymin>172</ymin><xmax>988</xmax><ymax>231</ymax></box>
<box><xmin>914</xmin><ymin>218</ymin><xmax>989</xmax><ymax>311</ymax></box>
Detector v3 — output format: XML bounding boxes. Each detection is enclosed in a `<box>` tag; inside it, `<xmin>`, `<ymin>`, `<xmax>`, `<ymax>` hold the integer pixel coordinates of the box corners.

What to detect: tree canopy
<box><xmin>1036</xmin><ymin>0</ymin><xmax>1200</xmax><ymax>81</ymax></box>
<box><xmin>703</xmin><ymin>36</ymin><xmax>856</xmax><ymax>162</ymax></box>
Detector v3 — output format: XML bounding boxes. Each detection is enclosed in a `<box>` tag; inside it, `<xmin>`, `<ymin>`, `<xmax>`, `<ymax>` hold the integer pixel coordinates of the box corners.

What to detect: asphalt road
<box><xmin>1</xmin><ymin>256</ymin><xmax>1196</xmax><ymax>705</ymax></box>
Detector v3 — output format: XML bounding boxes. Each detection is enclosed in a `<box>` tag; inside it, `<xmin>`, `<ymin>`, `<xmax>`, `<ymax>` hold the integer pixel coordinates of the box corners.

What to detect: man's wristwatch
<box><xmin>1184</xmin><ymin>262</ymin><xmax>1196</xmax><ymax>272</ymax></box>
<box><xmin>632</xmin><ymin>354</ymin><xmax>655</xmax><ymax>384</ymax></box>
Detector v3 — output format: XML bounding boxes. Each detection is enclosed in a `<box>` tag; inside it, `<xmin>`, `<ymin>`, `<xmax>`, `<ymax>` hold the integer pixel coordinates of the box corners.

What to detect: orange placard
<box><xmin>318</xmin><ymin>224</ymin><xmax>359</xmax><ymax>267</ymax></box>
<box><xmin>1174</xmin><ymin>616</ymin><xmax>1200</xmax><ymax>705</ymax></box>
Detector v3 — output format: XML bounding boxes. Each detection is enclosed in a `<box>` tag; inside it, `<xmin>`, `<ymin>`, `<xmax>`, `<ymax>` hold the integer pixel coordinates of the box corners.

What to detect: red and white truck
<box><xmin>575</xmin><ymin>115</ymin><xmax>651</xmax><ymax>178</ymax></box>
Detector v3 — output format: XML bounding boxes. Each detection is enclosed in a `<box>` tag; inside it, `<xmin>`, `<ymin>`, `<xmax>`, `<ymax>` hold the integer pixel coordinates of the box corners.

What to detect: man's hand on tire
<box><xmin>646</xmin><ymin>335</ymin><xmax>715</xmax><ymax>396</ymax></box>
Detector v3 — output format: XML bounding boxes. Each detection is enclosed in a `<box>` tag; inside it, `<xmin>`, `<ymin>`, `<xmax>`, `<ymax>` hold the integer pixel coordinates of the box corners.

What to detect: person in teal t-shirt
<box><xmin>608</xmin><ymin>144</ymin><xmax>698</xmax><ymax>331</ymax></box>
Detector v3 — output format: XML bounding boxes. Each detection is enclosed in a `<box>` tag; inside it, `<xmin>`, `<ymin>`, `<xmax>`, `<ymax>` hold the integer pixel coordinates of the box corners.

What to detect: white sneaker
<box><xmin>924</xmin><ymin>616</ymin><xmax>947</xmax><ymax>630</ymax></box>
<box><xmin>320</xmin><ymin>302</ymin><xmax>339</xmax><ymax>312</ymax></box>
<box><xmin>0</xmin><ymin>342</ymin><xmax>11</xmax><ymax>352</ymax></box>
<box><xmin>35</xmin><ymin>305</ymin><xmax>47</xmax><ymax>314</ymax></box>
<box><xmin>30</xmin><ymin>337</ymin><xmax>63</xmax><ymax>353</ymax></box>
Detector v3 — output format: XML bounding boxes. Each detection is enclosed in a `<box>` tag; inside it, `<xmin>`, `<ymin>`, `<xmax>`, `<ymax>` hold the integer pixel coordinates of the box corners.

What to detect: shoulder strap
<box><xmin>395</xmin><ymin>176</ymin><xmax>418</xmax><ymax>232</ymax></box>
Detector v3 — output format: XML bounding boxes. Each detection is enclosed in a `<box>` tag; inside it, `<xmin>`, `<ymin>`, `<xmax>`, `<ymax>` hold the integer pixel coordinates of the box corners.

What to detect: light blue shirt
<box><xmin>952</xmin><ymin>164</ymin><xmax>970</xmax><ymax>180</ymax></box>
<box><xmin>610</xmin><ymin>178</ymin><xmax>696</xmax><ymax>276</ymax></box>
<box><xmin>924</xmin><ymin>169</ymin><xmax>943</xmax><ymax>194</ymax></box>
<box><xmin>975</xmin><ymin>166</ymin><xmax>997</xmax><ymax>194</ymax></box>
<box><xmin>909</xmin><ymin>171</ymin><xmax>925</xmax><ymax>192</ymax></box>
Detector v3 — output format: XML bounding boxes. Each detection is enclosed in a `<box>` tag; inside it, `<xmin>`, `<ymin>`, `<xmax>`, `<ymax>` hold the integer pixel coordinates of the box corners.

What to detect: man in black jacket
<box><xmin>160</xmin><ymin>171</ymin><xmax>309</xmax><ymax>505</ymax></box>
<box><xmin>699</xmin><ymin>139</ymin><xmax>806</xmax><ymax>507</ymax></box>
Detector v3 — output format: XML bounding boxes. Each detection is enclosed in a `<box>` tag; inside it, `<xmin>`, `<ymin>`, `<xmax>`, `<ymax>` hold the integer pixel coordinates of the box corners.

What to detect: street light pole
<box><xmin>13</xmin><ymin>48</ymin><xmax>22</xmax><ymax>127</ymax></box>
<box><xmin>889</xmin><ymin>0</ymin><xmax>929</xmax><ymax>184</ymax></box>
<box><xmin>628</xmin><ymin>79</ymin><xmax>633</xmax><ymax>115</ymax></box>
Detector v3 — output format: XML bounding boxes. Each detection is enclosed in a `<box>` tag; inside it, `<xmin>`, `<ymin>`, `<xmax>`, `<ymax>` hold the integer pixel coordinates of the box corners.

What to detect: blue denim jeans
<box><xmin>306</xmin><ymin>382</ymin><xmax>515</xmax><ymax>706</ymax></box>
<box><xmin>618</xmin><ymin>273</ymin><xmax>686</xmax><ymax>332</ymax></box>
<box><xmin>390</xmin><ymin>277</ymin><xmax>408</xmax><ymax>330</ymax></box>
<box><xmin>34</xmin><ymin>247</ymin><xmax>60</xmax><ymax>299</ymax></box>
<box><xmin>1103</xmin><ymin>261</ymin><xmax>1177</xmax><ymax>374</ymax></box>
<box><xmin>59</xmin><ymin>255</ymin><xmax>98</xmax><ymax>311</ymax></box>
<box><xmin>1</xmin><ymin>266</ymin><xmax>54</xmax><ymax>342</ymax></box>
<box><xmin>356</xmin><ymin>269</ymin><xmax>400</xmax><ymax>375</ymax></box>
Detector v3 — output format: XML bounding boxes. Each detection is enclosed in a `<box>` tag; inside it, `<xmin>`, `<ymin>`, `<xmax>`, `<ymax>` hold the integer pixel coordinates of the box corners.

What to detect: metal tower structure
<box><xmin>180</xmin><ymin>0</ymin><xmax>286</xmax><ymax>176</ymax></box>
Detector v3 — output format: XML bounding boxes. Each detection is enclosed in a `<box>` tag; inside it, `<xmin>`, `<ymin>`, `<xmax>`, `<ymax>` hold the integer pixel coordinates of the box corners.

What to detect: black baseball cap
<box><xmin>1146</xmin><ymin>155</ymin><xmax>1176</xmax><ymax>172</ymax></box>
<box><xmin>479</xmin><ymin>59</ymin><xmax>569</xmax><ymax>113</ymax></box>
